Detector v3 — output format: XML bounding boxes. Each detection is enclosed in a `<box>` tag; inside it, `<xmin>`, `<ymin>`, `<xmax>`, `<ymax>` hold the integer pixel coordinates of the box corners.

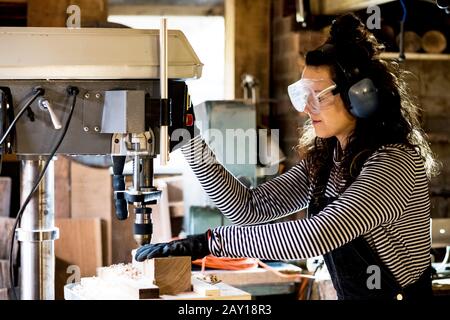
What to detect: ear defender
<box><xmin>347</xmin><ymin>78</ymin><xmax>379</xmax><ymax>119</ymax></box>
<box><xmin>335</xmin><ymin>63</ymin><xmax>380</xmax><ymax>119</ymax></box>
<box><xmin>316</xmin><ymin>43</ymin><xmax>380</xmax><ymax>118</ymax></box>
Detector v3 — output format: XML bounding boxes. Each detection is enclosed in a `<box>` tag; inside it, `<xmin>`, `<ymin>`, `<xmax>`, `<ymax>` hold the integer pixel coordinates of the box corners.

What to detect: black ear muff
<box><xmin>316</xmin><ymin>43</ymin><xmax>380</xmax><ymax>118</ymax></box>
<box><xmin>347</xmin><ymin>78</ymin><xmax>379</xmax><ymax>119</ymax></box>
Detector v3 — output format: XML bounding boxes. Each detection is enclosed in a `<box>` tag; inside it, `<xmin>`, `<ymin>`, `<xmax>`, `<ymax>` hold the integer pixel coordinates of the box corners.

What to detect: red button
<box><xmin>185</xmin><ymin>114</ymin><xmax>194</xmax><ymax>126</ymax></box>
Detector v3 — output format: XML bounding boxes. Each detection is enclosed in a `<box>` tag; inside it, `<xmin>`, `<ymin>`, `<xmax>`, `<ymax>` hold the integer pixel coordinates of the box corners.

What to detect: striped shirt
<box><xmin>181</xmin><ymin>135</ymin><xmax>431</xmax><ymax>287</ymax></box>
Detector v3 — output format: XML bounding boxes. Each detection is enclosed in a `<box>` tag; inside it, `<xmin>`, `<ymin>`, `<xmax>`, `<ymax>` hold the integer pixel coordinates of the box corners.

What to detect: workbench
<box><xmin>64</xmin><ymin>276</ymin><xmax>251</xmax><ymax>300</ymax></box>
<box><xmin>192</xmin><ymin>262</ymin><xmax>305</xmax><ymax>298</ymax></box>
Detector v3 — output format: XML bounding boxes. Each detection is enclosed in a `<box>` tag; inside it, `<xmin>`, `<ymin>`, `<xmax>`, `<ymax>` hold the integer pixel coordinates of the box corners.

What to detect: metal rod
<box><xmin>140</xmin><ymin>156</ymin><xmax>154</xmax><ymax>189</ymax></box>
<box><xmin>160</xmin><ymin>17</ymin><xmax>169</xmax><ymax>165</ymax></box>
<box><xmin>133</xmin><ymin>152</ymin><xmax>140</xmax><ymax>192</ymax></box>
<box><xmin>18</xmin><ymin>158</ymin><xmax>58</xmax><ymax>300</ymax></box>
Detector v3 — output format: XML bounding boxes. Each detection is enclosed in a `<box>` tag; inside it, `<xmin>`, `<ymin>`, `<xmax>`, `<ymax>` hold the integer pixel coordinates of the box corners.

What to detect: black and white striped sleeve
<box><xmin>181</xmin><ymin>135</ymin><xmax>311</xmax><ymax>225</ymax></box>
<box><xmin>207</xmin><ymin>146</ymin><xmax>417</xmax><ymax>260</ymax></box>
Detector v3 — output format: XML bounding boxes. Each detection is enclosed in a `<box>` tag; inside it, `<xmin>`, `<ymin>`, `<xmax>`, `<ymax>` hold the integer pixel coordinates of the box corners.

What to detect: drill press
<box><xmin>0</xmin><ymin>22</ymin><xmax>201</xmax><ymax>299</ymax></box>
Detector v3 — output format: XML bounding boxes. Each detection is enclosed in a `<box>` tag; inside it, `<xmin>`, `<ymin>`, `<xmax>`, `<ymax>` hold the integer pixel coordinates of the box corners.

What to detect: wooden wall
<box><xmin>225</xmin><ymin>0</ymin><xmax>271</xmax><ymax>100</ymax></box>
<box><xmin>27</xmin><ymin>0</ymin><xmax>107</xmax><ymax>27</ymax></box>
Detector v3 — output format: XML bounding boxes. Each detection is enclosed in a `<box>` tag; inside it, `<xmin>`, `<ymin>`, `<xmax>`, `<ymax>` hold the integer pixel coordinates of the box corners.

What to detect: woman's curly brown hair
<box><xmin>296</xmin><ymin>13</ymin><xmax>440</xmax><ymax>191</ymax></box>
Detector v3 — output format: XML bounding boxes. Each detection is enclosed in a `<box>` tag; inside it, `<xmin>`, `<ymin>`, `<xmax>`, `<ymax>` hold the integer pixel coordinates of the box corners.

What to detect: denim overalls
<box><xmin>307</xmin><ymin>163</ymin><xmax>432</xmax><ymax>300</ymax></box>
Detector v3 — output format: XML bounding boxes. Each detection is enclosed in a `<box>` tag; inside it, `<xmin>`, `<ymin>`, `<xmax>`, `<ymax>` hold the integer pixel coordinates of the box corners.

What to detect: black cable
<box><xmin>0</xmin><ymin>87</ymin><xmax>17</xmax><ymax>154</ymax></box>
<box><xmin>0</xmin><ymin>89</ymin><xmax>5</xmax><ymax>174</ymax></box>
<box><xmin>0</xmin><ymin>87</ymin><xmax>44</xmax><ymax>146</ymax></box>
<box><xmin>398</xmin><ymin>0</ymin><xmax>407</xmax><ymax>61</ymax></box>
<box><xmin>8</xmin><ymin>86</ymin><xmax>79</xmax><ymax>300</ymax></box>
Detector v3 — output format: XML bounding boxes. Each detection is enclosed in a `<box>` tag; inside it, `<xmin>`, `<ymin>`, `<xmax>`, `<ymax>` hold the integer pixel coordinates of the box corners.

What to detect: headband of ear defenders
<box><xmin>317</xmin><ymin>44</ymin><xmax>379</xmax><ymax>119</ymax></box>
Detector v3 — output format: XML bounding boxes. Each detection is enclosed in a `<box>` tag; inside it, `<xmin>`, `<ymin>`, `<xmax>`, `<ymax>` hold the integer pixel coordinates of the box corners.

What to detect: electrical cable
<box><xmin>398</xmin><ymin>0</ymin><xmax>408</xmax><ymax>61</ymax></box>
<box><xmin>400</xmin><ymin>0</ymin><xmax>407</xmax><ymax>22</ymax></box>
<box><xmin>0</xmin><ymin>88</ymin><xmax>44</xmax><ymax>146</ymax></box>
<box><xmin>8</xmin><ymin>86</ymin><xmax>79</xmax><ymax>300</ymax></box>
<box><xmin>0</xmin><ymin>89</ymin><xmax>5</xmax><ymax>174</ymax></box>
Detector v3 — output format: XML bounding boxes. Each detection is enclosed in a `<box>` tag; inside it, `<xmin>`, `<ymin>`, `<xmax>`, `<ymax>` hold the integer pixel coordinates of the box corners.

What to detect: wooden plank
<box><xmin>192</xmin><ymin>263</ymin><xmax>304</xmax><ymax>287</ymax></box>
<box><xmin>55</xmin><ymin>218</ymin><xmax>103</xmax><ymax>276</ymax></box>
<box><xmin>191</xmin><ymin>276</ymin><xmax>220</xmax><ymax>297</ymax></box>
<box><xmin>71</xmin><ymin>161</ymin><xmax>113</xmax><ymax>265</ymax></box>
<box><xmin>97</xmin><ymin>264</ymin><xmax>159</xmax><ymax>299</ymax></box>
<box><xmin>54</xmin><ymin>157</ymin><xmax>71</xmax><ymax>218</ymax></box>
<box><xmin>66</xmin><ymin>277</ymin><xmax>150</xmax><ymax>300</ymax></box>
<box><xmin>55</xmin><ymin>218</ymin><xmax>103</xmax><ymax>299</ymax></box>
<box><xmin>133</xmin><ymin>255</ymin><xmax>192</xmax><ymax>295</ymax></box>
<box><xmin>0</xmin><ymin>177</ymin><xmax>11</xmax><ymax>217</ymax></box>
<box><xmin>70</xmin><ymin>162</ymin><xmax>113</xmax><ymax>222</ymax></box>
<box><xmin>110</xmin><ymin>206</ymin><xmax>137</xmax><ymax>264</ymax></box>
<box><xmin>310</xmin><ymin>0</ymin><xmax>395</xmax><ymax>15</ymax></box>
<box><xmin>225</xmin><ymin>0</ymin><xmax>271</xmax><ymax>100</ymax></box>
<box><xmin>210</xmin><ymin>281</ymin><xmax>252</xmax><ymax>300</ymax></box>
<box><xmin>27</xmin><ymin>0</ymin><xmax>107</xmax><ymax>27</ymax></box>
<box><xmin>160</xmin><ymin>281</ymin><xmax>251</xmax><ymax>300</ymax></box>
<box><xmin>65</xmin><ymin>277</ymin><xmax>251</xmax><ymax>300</ymax></box>
<box><xmin>380</xmin><ymin>52</ymin><xmax>450</xmax><ymax>61</ymax></box>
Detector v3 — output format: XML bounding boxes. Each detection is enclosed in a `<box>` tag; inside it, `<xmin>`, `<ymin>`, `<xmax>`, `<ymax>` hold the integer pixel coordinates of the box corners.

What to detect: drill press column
<box><xmin>17</xmin><ymin>158</ymin><xmax>59</xmax><ymax>300</ymax></box>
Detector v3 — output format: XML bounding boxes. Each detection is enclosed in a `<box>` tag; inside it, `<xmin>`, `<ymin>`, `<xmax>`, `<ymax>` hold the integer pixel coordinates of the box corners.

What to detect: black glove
<box><xmin>134</xmin><ymin>231</ymin><xmax>211</xmax><ymax>262</ymax></box>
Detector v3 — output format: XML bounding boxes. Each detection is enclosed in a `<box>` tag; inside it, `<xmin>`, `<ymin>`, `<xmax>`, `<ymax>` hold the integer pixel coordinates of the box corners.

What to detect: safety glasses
<box><xmin>287</xmin><ymin>78</ymin><xmax>338</xmax><ymax>114</ymax></box>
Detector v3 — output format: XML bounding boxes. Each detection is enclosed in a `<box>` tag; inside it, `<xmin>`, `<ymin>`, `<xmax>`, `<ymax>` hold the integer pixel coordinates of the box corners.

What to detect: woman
<box><xmin>135</xmin><ymin>14</ymin><xmax>439</xmax><ymax>300</ymax></box>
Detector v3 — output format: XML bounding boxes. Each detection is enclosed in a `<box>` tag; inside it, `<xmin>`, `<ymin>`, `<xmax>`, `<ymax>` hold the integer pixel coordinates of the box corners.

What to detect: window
<box><xmin>108</xmin><ymin>15</ymin><xmax>225</xmax><ymax>105</ymax></box>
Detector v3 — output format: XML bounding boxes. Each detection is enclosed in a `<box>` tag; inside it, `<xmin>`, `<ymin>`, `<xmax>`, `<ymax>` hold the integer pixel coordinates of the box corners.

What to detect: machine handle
<box><xmin>39</xmin><ymin>98</ymin><xmax>62</xmax><ymax>130</ymax></box>
<box><xmin>160</xmin><ymin>17</ymin><xmax>169</xmax><ymax>165</ymax></box>
<box><xmin>112</xmin><ymin>155</ymin><xmax>128</xmax><ymax>220</ymax></box>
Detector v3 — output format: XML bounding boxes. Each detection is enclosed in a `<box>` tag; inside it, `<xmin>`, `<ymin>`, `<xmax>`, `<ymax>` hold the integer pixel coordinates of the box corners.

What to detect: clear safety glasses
<box><xmin>287</xmin><ymin>78</ymin><xmax>338</xmax><ymax>114</ymax></box>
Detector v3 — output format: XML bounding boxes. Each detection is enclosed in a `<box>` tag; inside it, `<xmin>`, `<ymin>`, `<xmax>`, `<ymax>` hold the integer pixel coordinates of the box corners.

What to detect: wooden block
<box><xmin>397</xmin><ymin>31</ymin><xmax>422</xmax><ymax>53</ymax></box>
<box><xmin>0</xmin><ymin>177</ymin><xmax>11</xmax><ymax>217</ymax></box>
<box><xmin>133</xmin><ymin>256</ymin><xmax>191</xmax><ymax>295</ymax></box>
<box><xmin>191</xmin><ymin>276</ymin><xmax>220</xmax><ymax>297</ymax></box>
<box><xmin>97</xmin><ymin>264</ymin><xmax>159</xmax><ymax>299</ymax></box>
<box><xmin>422</xmin><ymin>30</ymin><xmax>447</xmax><ymax>54</ymax></box>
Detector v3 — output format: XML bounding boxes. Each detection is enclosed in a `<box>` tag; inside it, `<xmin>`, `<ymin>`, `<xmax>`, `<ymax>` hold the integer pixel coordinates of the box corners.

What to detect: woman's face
<box><xmin>301</xmin><ymin>65</ymin><xmax>356</xmax><ymax>147</ymax></box>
